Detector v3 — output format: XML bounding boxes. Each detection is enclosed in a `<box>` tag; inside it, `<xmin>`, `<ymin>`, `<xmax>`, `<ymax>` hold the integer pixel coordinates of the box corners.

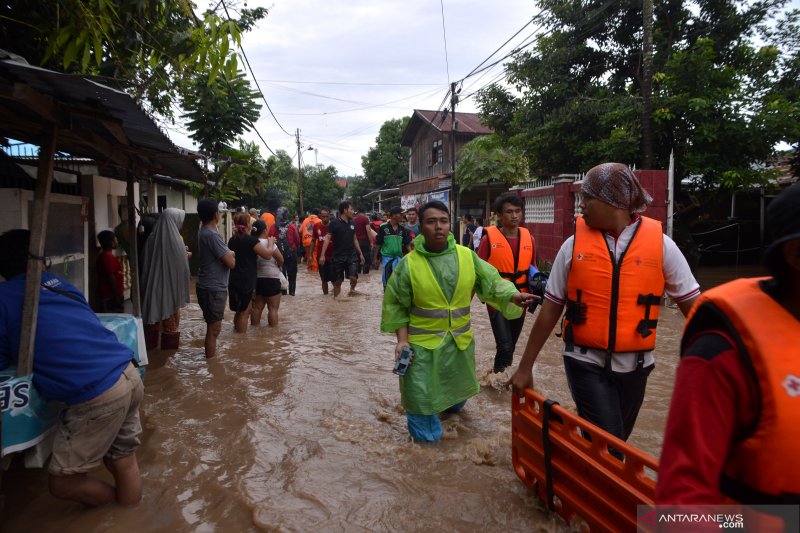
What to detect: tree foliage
<box><xmin>455</xmin><ymin>134</ymin><xmax>529</xmax><ymax>189</ymax></box>
<box><xmin>476</xmin><ymin>0</ymin><xmax>799</xmax><ymax>190</ymax></box>
<box><xmin>181</xmin><ymin>71</ymin><xmax>262</xmax><ymax>154</ymax></box>
<box><xmin>302</xmin><ymin>165</ymin><xmax>345</xmax><ymax>214</ymax></box>
<box><xmin>350</xmin><ymin>117</ymin><xmax>410</xmax><ymax>211</ymax></box>
<box><xmin>189</xmin><ymin>144</ymin><xmax>296</xmax><ymax>207</ymax></box>
<box><xmin>0</xmin><ymin>0</ymin><xmax>268</xmax><ymax>117</ymax></box>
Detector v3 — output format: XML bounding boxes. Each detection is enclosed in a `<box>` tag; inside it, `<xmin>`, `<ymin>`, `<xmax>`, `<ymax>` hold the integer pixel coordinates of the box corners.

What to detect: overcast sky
<box><xmin>175</xmin><ymin>0</ymin><xmax>539</xmax><ymax>176</ymax></box>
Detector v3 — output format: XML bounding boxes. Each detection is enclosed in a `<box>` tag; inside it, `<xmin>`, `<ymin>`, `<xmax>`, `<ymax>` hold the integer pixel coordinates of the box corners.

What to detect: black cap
<box><xmin>764</xmin><ymin>182</ymin><xmax>800</xmax><ymax>271</ymax></box>
<box><xmin>389</xmin><ymin>206</ymin><xmax>403</xmax><ymax>215</ymax></box>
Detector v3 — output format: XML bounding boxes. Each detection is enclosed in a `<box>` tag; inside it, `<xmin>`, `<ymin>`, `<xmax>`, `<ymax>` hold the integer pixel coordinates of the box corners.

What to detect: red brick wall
<box><xmin>520</xmin><ymin>170</ymin><xmax>668</xmax><ymax>265</ymax></box>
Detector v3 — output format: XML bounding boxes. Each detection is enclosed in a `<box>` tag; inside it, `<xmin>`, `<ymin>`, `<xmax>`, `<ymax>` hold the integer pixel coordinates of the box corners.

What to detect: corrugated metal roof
<box><xmin>0</xmin><ymin>56</ymin><xmax>204</xmax><ymax>182</ymax></box>
<box><xmin>400</xmin><ymin>109</ymin><xmax>493</xmax><ymax>146</ymax></box>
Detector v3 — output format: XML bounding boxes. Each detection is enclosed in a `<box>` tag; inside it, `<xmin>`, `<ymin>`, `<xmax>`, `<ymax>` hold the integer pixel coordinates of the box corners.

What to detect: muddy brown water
<box><xmin>3</xmin><ymin>265</ymin><xmax>748</xmax><ymax>532</ymax></box>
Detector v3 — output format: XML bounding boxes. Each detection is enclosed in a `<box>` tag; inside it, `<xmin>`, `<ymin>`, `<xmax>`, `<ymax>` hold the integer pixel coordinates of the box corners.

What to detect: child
<box><xmin>96</xmin><ymin>230</ymin><xmax>124</xmax><ymax>312</ymax></box>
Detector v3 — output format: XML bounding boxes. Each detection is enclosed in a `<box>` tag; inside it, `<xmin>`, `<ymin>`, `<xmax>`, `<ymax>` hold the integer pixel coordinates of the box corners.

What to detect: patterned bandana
<box><xmin>581</xmin><ymin>163</ymin><xmax>653</xmax><ymax>214</ymax></box>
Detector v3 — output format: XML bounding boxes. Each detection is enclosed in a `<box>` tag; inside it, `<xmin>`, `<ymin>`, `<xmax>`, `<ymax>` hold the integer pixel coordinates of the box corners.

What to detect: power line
<box><xmin>461</xmin><ymin>13</ymin><xmax>541</xmax><ymax>81</ymax></box>
<box><xmin>440</xmin><ymin>0</ymin><xmax>451</xmax><ymax>86</ymax></box>
<box><xmin>271</xmin><ymin>86</ymin><xmax>444</xmax><ymax>116</ymax></box>
<box><xmin>220</xmin><ymin>0</ymin><xmax>294</xmax><ymax>138</ymax></box>
<box><xmin>255</xmin><ymin>79</ymin><xmax>442</xmax><ymax>87</ymax></box>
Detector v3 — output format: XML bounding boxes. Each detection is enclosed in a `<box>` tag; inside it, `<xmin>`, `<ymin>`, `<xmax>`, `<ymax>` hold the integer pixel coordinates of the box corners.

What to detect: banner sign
<box><xmin>2</xmin><ymin>314</ymin><xmax>147</xmax><ymax>457</ymax></box>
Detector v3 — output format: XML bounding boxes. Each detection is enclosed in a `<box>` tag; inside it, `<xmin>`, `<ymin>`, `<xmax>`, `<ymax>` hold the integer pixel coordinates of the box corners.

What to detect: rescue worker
<box><xmin>507</xmin><ymin>163</ymin><xmax>700</xmax><ymax>444</ymax></box>
<box><xmin>300</xmin><ymin>209</ymin><xmax>321</xmax><ymax>272</ymax></box>
<box><xmin>477</xmin><ymin>192</ymin><xmax>538</xmax><ymax>373</ymax></box>
<box><xmin>381</xmin><ymin>200</ymin><xmax>536</xmax><ymax>441</ymax></box>
<box><xmin>657</xmin><ymin>182</ymin><xmax>800</xmax><ymax>514</ymax></box>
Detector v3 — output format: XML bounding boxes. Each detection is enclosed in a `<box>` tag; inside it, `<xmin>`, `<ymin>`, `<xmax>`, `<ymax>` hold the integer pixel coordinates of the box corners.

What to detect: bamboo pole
<box><xmin>17</xmin><ymin>125</ymin><xmax>58</xmax><ymax>377</ymax></box>
<box><xmin>127</xmin><ymin>170</ymin><xmax>141</xmax><ymax>317</ymax></box>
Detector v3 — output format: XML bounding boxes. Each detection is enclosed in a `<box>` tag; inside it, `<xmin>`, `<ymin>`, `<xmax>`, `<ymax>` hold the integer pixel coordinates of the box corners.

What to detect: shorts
<box><xmin>255</xmin><ymin>277</ymin><xmax>281</xmax><ymax>297</ymax></box>
<box><xmin>49</xmin><ymin>362</ymin><xmax>144</xmax><ymax>475</ymax></box>
<box><xmin>332</xmin><ymin>254</ymin><xmax>360</xmax><ymax>282</ymax></box>
<box><xmin>197</xmin><ymin>287</ymin><xmax>227</xmax><ymax>323</ymax></box>
<box><xmin>228</xmin><ymin>286</ymin><xmax>254</xmax><ymax>312</ymax></box>
<box><xmin>319</xmin><ymin>261</ymin><xmax>334</xmax><ymax>283</ymax></box>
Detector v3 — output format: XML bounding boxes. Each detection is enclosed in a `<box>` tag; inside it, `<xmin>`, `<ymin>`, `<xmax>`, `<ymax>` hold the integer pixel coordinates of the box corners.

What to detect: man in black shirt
<box><xmin>320</xmin><ymin>200</ymin><xmax>365</xmax><ymax>297</ymax></box>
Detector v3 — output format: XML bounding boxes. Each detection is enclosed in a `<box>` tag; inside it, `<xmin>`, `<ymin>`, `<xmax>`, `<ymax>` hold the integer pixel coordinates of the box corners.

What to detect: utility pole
<box><xmin>296</xmin><ymin>128</ymin><xmax>304</xmax><ymax>216</ymax></box>
<box><xmin>641</xmin><ymin>0</ymin><xmax>654</xmax><ymax>169</ymax></box>
<box><xmin>449</xmin><ymin>81</ymin><xmax>459</xmax><ymax>228</ymax></box>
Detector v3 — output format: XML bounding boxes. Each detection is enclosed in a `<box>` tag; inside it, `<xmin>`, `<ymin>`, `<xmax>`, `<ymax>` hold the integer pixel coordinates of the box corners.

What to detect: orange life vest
<box><xmin>300</xmin><ymin>215</ymin><xmax>320</xmax><ymax>247</ymax></box>
<box><xmin>485</xmin><ymin>225</ymin><xmax>535</xmax><ymax>292</ymax></box>
<box><xmin>682</xmin><ymin>277</ymin><xmax>800</xmax><ymax>505</ymax></box>
<box><xmin>564</xmin><ymin>216</ymin><xmax>664</xmax><ymax>353</ymax></box>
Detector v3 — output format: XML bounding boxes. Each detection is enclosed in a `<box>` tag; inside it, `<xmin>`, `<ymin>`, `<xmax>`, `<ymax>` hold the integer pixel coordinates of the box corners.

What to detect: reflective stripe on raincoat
<box><xmin>381</xmin><ymin>233</ymin><xmax>522</xmax><ymax>415</ymax></box>
<box><xmin>406</xmin><ymin>244</ymin><xmax>475</xmax><ymax>350</ymax></box>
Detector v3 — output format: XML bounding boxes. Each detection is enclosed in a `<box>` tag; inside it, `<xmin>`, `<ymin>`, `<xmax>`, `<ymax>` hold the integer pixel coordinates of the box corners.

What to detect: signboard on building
<box><xmin>401</xmin><ymin>190</ymin><xmax>450</xmax><ymax>210</ymax></box>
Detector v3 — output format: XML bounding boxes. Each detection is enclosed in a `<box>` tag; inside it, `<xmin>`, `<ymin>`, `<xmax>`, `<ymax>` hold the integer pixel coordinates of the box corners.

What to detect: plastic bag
<box><xmin>279</xmin><ymin>272</ymin><xmax>289</xmax><ymax>291</ymax></box>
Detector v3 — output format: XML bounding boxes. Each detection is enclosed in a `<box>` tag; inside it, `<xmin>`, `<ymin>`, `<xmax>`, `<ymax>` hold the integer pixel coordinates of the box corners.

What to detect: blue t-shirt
<box><xmin>0</xmin><ymin>273</ymin><xmax>133</xmax><ymax>404</ymax></box>
<box><xmin>197</xmin><ymin>225</ymin><xmax>231</xmax><ymax>291</ymax></box>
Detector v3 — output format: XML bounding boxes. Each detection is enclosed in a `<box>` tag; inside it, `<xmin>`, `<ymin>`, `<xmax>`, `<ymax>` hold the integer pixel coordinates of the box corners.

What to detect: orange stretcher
<box><xmin>512</xmin><ymin>388</ymin><xmax>658</xmax><ymax>532</ymax></box>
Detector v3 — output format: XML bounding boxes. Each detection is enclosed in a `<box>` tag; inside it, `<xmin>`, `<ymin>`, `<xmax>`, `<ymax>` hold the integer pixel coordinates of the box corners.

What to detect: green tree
<box><xmin>302</xmin><ymin>165</ymin><xmax>345</xmax><ymax>214</ymax></box>
<box><xmin>351</xmin><ymin>117</ymin><xmax>410</xmax><ymax>211</ymax></box>
<box><xmin>240</xmin><ymin>150</ymin><xmax>297</xmax><ymax>212</ymax></box>
<box><xmin>0</xmin><ymin>0</ymin><xmax>268</xmax><ymax>117</ymax></box>
<box><xmin>476</xmin><ymin>0</ymin><xmax>798</xmax><ymax>190</ymax></box>
<box><xmin>181</xmin><ymin>71</ymin><xmax>262</xmax><ymax>154</ymax></box>
<box><xmin>455</xmin><ymin>134</ymin><xmax>529</xmax><ymax>189</ymax></box>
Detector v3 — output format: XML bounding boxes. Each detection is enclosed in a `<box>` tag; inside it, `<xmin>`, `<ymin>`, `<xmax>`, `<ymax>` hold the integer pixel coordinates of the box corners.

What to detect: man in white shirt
<box><xmin>508</xmin><ymin>163</ymin><xmax>700</xmax><ymax>446</ymax></box>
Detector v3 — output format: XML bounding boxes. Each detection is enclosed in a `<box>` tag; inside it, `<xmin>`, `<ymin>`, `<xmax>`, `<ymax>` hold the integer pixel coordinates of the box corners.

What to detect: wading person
<box><xmin>229</xmin><ymin>212</ymin><xmax>281</xmax><ymax>332</ymax></box>
<box><xmin>250</xmin><ymin>220</ymin><xmax>283</xmax><ymax>327</ymax></box>
<box><xmin>310</xmin><ymin>208</ymin><xmax>333</xmax><ymax>295</ymax></box>
<box><xmin>657</xmin><ymin>182</ymin><xmax>800</xmax><ymax>509</ymax></box>
<box><xmin>300</xmin><ymin>209</ymin><xmax>321</xmax><ymax>272</ymax></box>
<box><xmin>403</xmin><ymin>206</ymin><xmax>420</xmax><ymax>236</ymax></box>
<box><xmin>140</xmin><ymin>207</ymin><xmax>191</xmax><ymax>350</ymax></box>
<box><xmin>0</xmin><ymin>229</ymin><xmax>144</xmax><ymax>507</ymax></box>
<box><xmin>196</xmin><ymin>199</ymin><xmax>235</xmax><ymax>358</ymax></box>
<box><xmin>268</xmin><ymin>207</ymin><xmax>300</xmax><ymax>296</ymax></box>
<box><xmin>381</xmin><ymin>201</ymin><xmax>536</xmax><ymax>441</ymax></box>
<box><xmin>477</xmin><ymin>193</ymin><xmax>538</xmax><ymax>373</ymax></box>
<box><xmin>374</xmin><ymin>206</ymin><xmax>412</xmax><ymax>289</ymax></box>
<box><xmin>507</xmin><ymin>163</ymin><xmax>700</xmax><ymax>445</ymax></box>
<box><xmin>319</xmin><ymin>201</ymin><xmax>364</xmax><ymax>297</ymax></box>
<box><xmin>353</xmin><ymin>209</ymin><xmax>373</xmax><ymax>275</ymax></box>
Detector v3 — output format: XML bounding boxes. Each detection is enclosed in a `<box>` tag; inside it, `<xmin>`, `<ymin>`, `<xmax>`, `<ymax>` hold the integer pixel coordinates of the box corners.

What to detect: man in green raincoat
<box><xmin>381</xmin><ymin>200</ymin><xmax>537</xmax><ymax>441</ymax></box>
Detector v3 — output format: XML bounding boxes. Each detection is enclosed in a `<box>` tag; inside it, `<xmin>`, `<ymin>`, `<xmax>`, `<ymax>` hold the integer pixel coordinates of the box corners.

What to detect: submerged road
<box><xmin>3</xmin><ymin>266</ymin><xmax>693</xmax><ymax>532</ymax></box>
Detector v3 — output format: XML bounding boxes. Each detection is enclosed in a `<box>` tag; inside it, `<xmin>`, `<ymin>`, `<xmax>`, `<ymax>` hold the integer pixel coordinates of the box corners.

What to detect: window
<box><xmin>431</xmin><ymin>139</ymin><xmax>443</xmax><ymax>165</ymax></box>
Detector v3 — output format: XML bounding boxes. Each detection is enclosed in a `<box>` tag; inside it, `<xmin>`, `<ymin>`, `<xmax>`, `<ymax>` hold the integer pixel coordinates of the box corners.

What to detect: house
<box><xmin>399</xmin><ymin>110</ymin><xmax>496</xmax><ymax>217</ymax></box>
<box><xmin>0</xmin><ymin>53</ymin><xmax>204</xmax><ymax>307</ymax></box>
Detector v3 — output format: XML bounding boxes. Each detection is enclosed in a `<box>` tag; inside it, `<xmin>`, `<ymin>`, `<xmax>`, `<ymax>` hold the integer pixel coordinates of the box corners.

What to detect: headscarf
<box><xmin>276</xmin><ymin>206</ymin><xmax>290</xmax><ymax>229</ymax></box>
<box><xmin>581</xmin><ymin>163</ymin><xmax>653</xmax><ymax>214</ymax></box>
<box><xmin>141</xmin><ymin>208</ymin><xmax>190</xmax><ymax>325</ymax></box>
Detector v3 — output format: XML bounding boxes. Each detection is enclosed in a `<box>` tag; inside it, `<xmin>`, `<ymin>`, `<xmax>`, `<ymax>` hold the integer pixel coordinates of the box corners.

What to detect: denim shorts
<box><xmin>49</xmin><ymin>363</ymin><xmax>144</xmax><ymax>475</ymax></box>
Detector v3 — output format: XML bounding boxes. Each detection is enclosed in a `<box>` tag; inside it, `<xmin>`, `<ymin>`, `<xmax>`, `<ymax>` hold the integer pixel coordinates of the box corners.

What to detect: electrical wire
<box><xmin>220</xmin><ymin>0</ymin><xmax>294</xmax><ymax>138</ymax></box>
<box><xmin>440</xmin><ymin>0</ymin><xmax>451</xmax><ymax>86</ymax></box>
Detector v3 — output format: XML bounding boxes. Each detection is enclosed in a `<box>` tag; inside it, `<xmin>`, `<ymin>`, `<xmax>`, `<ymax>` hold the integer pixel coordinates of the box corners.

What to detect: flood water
<box><xmin>2</xmin><ymin>265</ymin><xmax>746</xmax><ymax>532</ymax></box>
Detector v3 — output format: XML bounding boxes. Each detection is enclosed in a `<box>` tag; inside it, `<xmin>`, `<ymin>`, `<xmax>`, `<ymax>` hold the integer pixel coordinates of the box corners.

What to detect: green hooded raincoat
<box><xmin>381</xmin><ymin>233</ymin><xmax>521</xmax><ymax>415</ymax></box>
